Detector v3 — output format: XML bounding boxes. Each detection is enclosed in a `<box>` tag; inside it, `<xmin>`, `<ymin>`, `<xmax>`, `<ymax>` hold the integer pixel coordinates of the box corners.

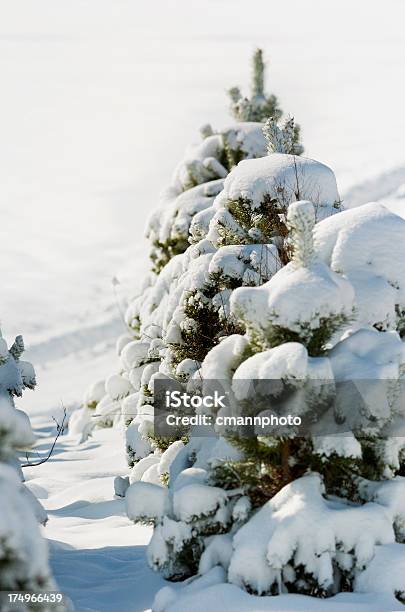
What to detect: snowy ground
<box><xmin>3</xmin><ymin>0</ymin><xmax>405</xmax><ymax>345</ymax></box>
<box><xmin>3</xmin><ymin>0</ymin><xmax>405</xmax><ymax>610</ymax></box>
<box><xmin>23</xmin><ymin>422</ymin><xmax>166</xmax><ymax>612</ymax></box>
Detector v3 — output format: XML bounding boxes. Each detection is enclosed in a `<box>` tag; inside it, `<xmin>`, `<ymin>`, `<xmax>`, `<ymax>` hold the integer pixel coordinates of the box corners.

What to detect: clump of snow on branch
<box><xmin>228</xmin><ymin>473</ymin><xmax>394</xmax><ymax>595</ymax></box>
<box><xmin>230</xmin><ymin>201</ymin><xmax>354</xmax><ymax>351</ymax></box>
<box><xmin>314</xmin><ymin>202</ymin><xmax>405</xmax><ymax>333</ymax></box>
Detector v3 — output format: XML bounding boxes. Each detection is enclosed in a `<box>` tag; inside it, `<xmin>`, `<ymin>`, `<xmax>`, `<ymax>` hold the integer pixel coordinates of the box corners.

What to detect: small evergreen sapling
<box><xmin>0</xmin><ymin>328</ymin><xmax>59</xmax><ymax>607</ymax></box>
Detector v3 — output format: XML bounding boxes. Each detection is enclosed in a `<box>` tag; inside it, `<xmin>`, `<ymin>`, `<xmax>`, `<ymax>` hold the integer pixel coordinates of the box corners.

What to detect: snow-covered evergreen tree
<box><xmin>72</xmin><ymin>109</ymin><xmax>342</xmax><ymax>479</ymax></box>
<box><xmin>115</xmin><ymin>116</ymin><xmax>343</xmax><ymax>470</ymax></box>
<box><xmin>0</xmin><ymin>328</ymin><xmax>59</xmax><ymax>608</ymax></box>
<box><xmin>130</xmin><ymin>200</ymin><xmax>405</xmax><ymax>608</ymax></box>
<box><xmin>73</xmin><ymin>51</ymin><xmax>309</xmax><ymax>462</ymax></box>
<box><xmin>69</xmin><ymin>44</ymin><xmax>405</xmax><ymax>610</ymax></box>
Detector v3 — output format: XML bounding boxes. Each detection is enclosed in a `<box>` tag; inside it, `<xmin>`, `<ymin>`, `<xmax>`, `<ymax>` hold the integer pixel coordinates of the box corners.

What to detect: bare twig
<box><xmin>21</xmin><ymin>407</ymin><xmax>67</xmax><ymax>468</ymax></box>
<box><xmin>292</xmin><ymin>155</ymin><xmax>301</xmax><ymax>201</ymax></box>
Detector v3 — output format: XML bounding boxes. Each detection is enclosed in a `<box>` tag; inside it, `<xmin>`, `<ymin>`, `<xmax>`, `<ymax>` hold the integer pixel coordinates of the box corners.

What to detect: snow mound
<box><xmin>215</xmin><ymin>153</ymin><xmax>339</xmax><ymax>212</ymax></box>
<box><xmin>314</xmin><ymin>202</ymin><xmax>405</xmax><ymax>330</ymax></box>
<box><xmin>154</xmin><ymin>582</ymin><xmax>404</xmax><ymax>612</ymax></box>
<box><xmin>201</xmin><ymin>334</ymin><xmax>249</xmax><ymax>380</ymax></box>
<box><xmin>228</xmin><ymin>473</ymin><xmax>394</xmax><ymax>595</ymax></box>
<box><xmin>125</xmin><ymin>480</ymin><xmax>169</xmax><ymax>523</ymax></box>
<box><xmin>355</xmin><ymin>543</ymin><xmax>405</xmax><ymax>599</ymax></box>
<box><xmin>198</xmin><ymin>534</ymin><xmax>233</xmax><ymax>575</ymax></box>
<box><xmin>173</xmin><ymin>484</ymin><xmax>228</xmax><ymax>522</ymax></box>
<box><xmin>232</xmin><ymin>342</ymin><xmax>332</xmax><ymax>400</ymax></box>
<box><xmin>231</xmin><ymin>257</ymin><xmax>354</xmax><ymax>338</ymax></box>
<box><xmin>129</xmin><ymin>453</ymin><xmax>161</xmax><ymax>484</ymax></box>
<box><xmin>359</xmin><ymin>476</ymin><xmax>405</xmax><ymax>538</ymax></box>
<box><xmin>83</xmin><ymin>379</ymin><xmax>105</xmax><ymax>409</ymax></box>
<box><xmin>329</xmin><ymin>328</ymin><xmax>405</xmax><ymax>380</ymax></box>
<box><xmin>158</xmin><ymin>440</ymin><xmax>185</xmax><ymax>476</ymax></box>
<box><xmin>327</xmin><ymin>329</ymin><xmax>405</xmax><ymax>435</ymax></box>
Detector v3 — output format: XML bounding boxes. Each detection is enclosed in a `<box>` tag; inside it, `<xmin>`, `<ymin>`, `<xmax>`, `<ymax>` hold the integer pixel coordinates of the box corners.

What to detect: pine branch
<box><xmin>9</xmin><ymin>335</ymin><xmax>24</xmax><ymax>360</ymax></box>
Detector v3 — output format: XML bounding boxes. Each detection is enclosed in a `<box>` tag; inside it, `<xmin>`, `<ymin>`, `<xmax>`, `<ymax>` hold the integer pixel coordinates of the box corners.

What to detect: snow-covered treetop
<box><xmin>251</xmin><ymin>47</ymin><xmax>265</xmax><ymax>98</ymax></box>
<box><xmin>0</xmin><ymin>332</ymin><xmax>36</xmax><ymax>397</ymax></box>
<box><xmin>0</xmin><ymin>329</ymin><xmax>36</xmax><ymax>460</ymax></box>
<box><xmin>228</xmin><ymin>48</ymin><xmax>282</xmax><ymax>123</ymax></box>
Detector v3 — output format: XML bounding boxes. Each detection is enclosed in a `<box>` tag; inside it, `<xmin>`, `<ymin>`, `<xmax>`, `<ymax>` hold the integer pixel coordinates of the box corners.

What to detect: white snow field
<box><xmin>2</xmin><ymin>0</ymin><xmax>405</xmax><ymax>610</ymax></box>
<box><xmin>3</xmin><ymin>0</ymin><xmax>405</xmax><ymax>346</ymax></box>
